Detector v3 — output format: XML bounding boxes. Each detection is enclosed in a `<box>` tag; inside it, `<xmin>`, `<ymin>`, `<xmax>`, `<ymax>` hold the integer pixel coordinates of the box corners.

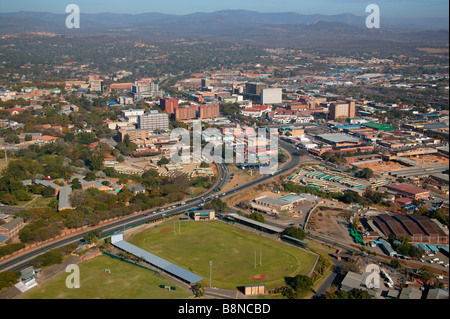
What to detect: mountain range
<box><xmin>0</xmin><ymin>10</ymin><xmax>448</xmax><ymax>48</ymax></box>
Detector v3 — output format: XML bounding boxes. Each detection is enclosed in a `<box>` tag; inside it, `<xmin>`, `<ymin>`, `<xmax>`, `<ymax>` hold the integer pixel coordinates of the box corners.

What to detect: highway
<box><xmin>0</xmin><ymin>140</ymin><xmax>301</xmax><ymax>272</ymax></box>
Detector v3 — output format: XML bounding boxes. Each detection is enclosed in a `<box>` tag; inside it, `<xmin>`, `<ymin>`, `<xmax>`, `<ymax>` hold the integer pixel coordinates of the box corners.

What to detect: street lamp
<box><xmin>209</xmin><ymin>261</ymin><xmax>213</xmax><ymax>288</ymax></box>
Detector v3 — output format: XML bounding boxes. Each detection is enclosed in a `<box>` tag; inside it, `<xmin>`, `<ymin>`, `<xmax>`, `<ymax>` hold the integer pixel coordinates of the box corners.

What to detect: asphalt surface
<box><xmin>0</xmin><ymin>140</ymin><xmax>301</xmax><ymax>273</ymax></box>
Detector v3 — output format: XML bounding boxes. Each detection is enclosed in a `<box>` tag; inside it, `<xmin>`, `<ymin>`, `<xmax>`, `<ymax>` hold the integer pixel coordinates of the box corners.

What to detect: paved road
<box><xmin>0</xmin><ymin>141</ymin><xmax>301</xmax><ymax>273</ymax></box>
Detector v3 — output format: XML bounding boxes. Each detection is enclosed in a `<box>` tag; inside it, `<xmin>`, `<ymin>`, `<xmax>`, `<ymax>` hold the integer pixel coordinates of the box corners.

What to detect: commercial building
<box><xmin>189</xmin><ymin>209</ymin><xmax>216</xmax><ymax>221</ymax></box>
<box><xmin>386</xmin><ymin>183</ymin><xmax>430</xmax><ymax>200</ymax></box>
<box><xmin>329</xmin><ymin>101</ymin><xmax>356</xmax><ymax>120</ymax></box>
<box><xmin>370</xmin><ymin>214</ymin><xmax>448</xmax><ymax>244</ymax></box>
<box><xmin>118</xmin><ymin>96</ymin><xmax>133</xmax><ymax>105</ymax></box>
<box><xmin>122</xmin><ymin>108</ymin><xmax>146</xmax><ymax>124</ymax></box>
<box><xmin>260</xmin><ymin>88</ymin><xmax>282</xmax><ymax>105</ymax></box>
<box><xmin>132</xmin><ymin>81</ymin><xmax>163</xmax><ymax>100</ymax></box>
<box><xmin>245</xmin><ymin>82</ymin><xmax>268</xmax><ymax>95</ymax></box>
<box><xmin>254</xmin><ymin>196</ymin><xmax>294</xmax><ymax>212</ymax></box>
<box><xmin>138</xmin><ymin>111</ymin><xmax>169</xmax><ymax>132</ymax></box>
<box><xmin>89</xmin><ymin>77</ymin><xmax>103</xmax><ymax>92</ymax></box>
<box><xmin>118</xmin><ymin>129</ymin><xmax>149</xmax><ymax>142</ymax></box>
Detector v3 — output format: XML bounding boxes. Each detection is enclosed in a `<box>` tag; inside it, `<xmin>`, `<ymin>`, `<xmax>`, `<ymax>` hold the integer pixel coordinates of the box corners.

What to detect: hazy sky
<box><xmin>0</xmin><ymin>0</ymin><xmax>448</xmax><ymax>18</ymax></box>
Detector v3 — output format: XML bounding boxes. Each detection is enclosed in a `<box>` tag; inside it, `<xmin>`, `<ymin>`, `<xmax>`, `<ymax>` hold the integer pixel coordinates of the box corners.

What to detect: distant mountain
<box><xmin>0</xmin><ymin>10</ymin><xmax>448</xmax><ymax>48</ymax></box>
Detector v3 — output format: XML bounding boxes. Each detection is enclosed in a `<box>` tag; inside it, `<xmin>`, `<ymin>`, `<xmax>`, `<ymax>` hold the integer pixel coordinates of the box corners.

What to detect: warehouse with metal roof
<box><xmin>369</xmin><ymin>214</ymin><xmax>449</xmax><ymax>244</ymax></box>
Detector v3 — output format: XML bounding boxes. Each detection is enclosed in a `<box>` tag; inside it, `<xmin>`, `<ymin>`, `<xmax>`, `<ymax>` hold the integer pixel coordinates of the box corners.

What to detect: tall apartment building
<box><xmin>175</xmin><ymin>106</ymin><xmax>198</xmax><ymax>121</ymax></box>
<box><xmin>199</xmin><ymin>104</ymin><xmax>220</xmax><ymax>119</ymax></box>
<box><xmin>160</xmin><ymin>98</ymin><xmax>179</xmax><ymax>115</ymax></box>
<box><xmin>329</xmin><ymin>101</ymin><xmax>356</xmax><ymax>120</ymax></box>
<box><xmin>138</xmin><ymin>111</ymin><xmax>169</xmax><ymax>132</ymax></box>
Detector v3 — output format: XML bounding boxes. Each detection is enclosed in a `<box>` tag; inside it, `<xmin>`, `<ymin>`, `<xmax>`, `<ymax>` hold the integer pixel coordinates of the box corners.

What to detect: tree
<box><xmin>157</xmin><ymin>157</ymin><xmax>170</xmax><ymax>166</ymax></box>
<box><xmin>84</xmin><ymin>171</ymin><xmax>97</xmax><ymax>181</ymax></box>
<box><xmin>282</xmin><ymin>226</ymin><xmax>306</xmax><ymax>241</ymax></box>
<box><xmin>356</xmin><ymin>167</ymin><xmax>374</xmax><ymax>179</ymax></box>
<box><xmin>192</xmin><ymin>282</ymin><xmax>205</xmax><ymax>297</ymax></box>
<box><xmin>42</xmin><ymin>185</ymin><xmax>56</xmax><ymax>198</ymax></box>
<box><xmin>289</xmin><ymin>274</ymin><xmax>313</xmax><ymax>292</ymax></box>
<box><xmin>250</xmin><ymin>212</ymin><xmax>265</xmax><ymax>223</ymax></box>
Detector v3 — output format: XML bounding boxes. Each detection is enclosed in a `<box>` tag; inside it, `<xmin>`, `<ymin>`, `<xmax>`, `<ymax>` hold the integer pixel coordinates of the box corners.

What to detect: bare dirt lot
<box><xmin>355</xmin><ymin>160</ymin><xmax>408</xmax><ymax>173</ymax></box>
<box><xmin>308</xmin><ymin>207</ymin><xmax>354</xmax><ymax>244</ymax></box>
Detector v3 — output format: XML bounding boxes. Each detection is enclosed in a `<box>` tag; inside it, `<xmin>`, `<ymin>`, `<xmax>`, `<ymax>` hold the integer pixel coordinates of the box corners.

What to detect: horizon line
<box><xmin>0</xmin><ymin>9</ymin><xmax>448</xmax><ymax>20</ymax></box>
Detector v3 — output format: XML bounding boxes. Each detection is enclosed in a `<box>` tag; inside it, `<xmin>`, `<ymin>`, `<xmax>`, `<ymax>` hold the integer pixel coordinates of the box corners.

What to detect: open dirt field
<box><xmin>308</xmin><ymin>207</ymin><xmax>354</xmax><ymax>244</ymax></box>
<box><xmin>355</xmin><ymin>160</ymin><xmax>408</xmax><ymax>173</ymax></box>
<box><xmin>405</xmin><ymin>154</ymin><xmax>449</xmax><ymax>166</ymax></box>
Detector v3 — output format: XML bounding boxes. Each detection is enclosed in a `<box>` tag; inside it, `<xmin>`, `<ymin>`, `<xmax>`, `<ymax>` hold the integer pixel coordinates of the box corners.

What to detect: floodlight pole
<box><xmin>209</xmin><ymin>261</ymin><xmax>213</xmax><ymax>288</ymax></box>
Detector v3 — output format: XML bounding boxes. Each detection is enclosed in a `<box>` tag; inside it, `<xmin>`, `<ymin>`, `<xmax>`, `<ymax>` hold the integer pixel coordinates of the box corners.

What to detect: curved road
<box><xmin>0</xmin><ymin>140</ymin><xmax>301</xmax><ymax>272</ymax></box>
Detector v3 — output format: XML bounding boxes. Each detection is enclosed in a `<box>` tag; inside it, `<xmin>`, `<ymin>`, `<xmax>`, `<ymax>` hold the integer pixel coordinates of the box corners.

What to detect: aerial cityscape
<box><xmin>0</xmin><ymin>0</ymin><xmax>448</xmax><ymax>308</ymax></box>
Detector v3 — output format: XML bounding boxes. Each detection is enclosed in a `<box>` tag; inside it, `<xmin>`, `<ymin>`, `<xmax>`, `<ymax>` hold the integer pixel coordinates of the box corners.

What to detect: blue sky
<box><xmin>0</xmin><ymin>0</ymin><xmax>448</xmax><ymax>18</ymax></box>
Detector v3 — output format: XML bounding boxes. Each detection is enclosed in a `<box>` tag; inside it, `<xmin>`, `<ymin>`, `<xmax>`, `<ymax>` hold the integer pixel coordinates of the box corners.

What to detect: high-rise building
<box><xmin>160</xmin><ymin>98</ymin><xmax>179</xmax><ymax>115</ymax></box>
<box><xmin>138</xmin><ymin>111</ymin><xmax>169</xmax><ymax>132</ymax></box>
<box><xmin>329</xmin><ymin>101</ymin><xmax>356</xmax><ymax>120</ymax></box>
<box><xmin>260</xmin><ymin>88</ymin><xmax>282</xmax><ymax>105</ymax></box>
<box><xmin>132</xmin><ymin>80</ymin><xmax>163</xmax><ymax>100</ymax></box>
<box><xmin>245</xmin><ymin>82</ymin><xmax>268</xmax><ymax>95</ymax></box>
<box><xmin>175</xmin><ymin>106</ymin><xmax>198</xmax><ymax>121</ymax></box>
<box><xmin>89</xmin><ymin>77</ymin><xmax>103</xmax><ymax>92</ymax></box>
<box><xmin>122</xmin><ymin>108</ymin><xmax>146</xmax><ymax>123</ymax></box>
<box><xmin>199</xmin><ymin>104</ymin><xmax>220</xmax><ymax>119</ymax></box>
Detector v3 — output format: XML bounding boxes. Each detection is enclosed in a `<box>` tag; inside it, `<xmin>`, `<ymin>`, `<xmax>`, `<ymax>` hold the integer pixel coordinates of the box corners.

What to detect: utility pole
<box><xmin>209</xmin><ymin>261</ymin><xmax>213</xmax><ymax>288</ymax></box>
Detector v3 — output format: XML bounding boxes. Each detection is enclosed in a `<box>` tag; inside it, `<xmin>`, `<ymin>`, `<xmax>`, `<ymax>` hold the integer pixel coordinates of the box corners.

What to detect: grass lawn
<box><xmin>128</xmin><ymin>220</ymin><xmax>318</xmax><ymax>291</ymax></box>
<box><xmin>20</xmin><ymin>255</ymin><xmax>193</xmax><ymax>299</ymax></box>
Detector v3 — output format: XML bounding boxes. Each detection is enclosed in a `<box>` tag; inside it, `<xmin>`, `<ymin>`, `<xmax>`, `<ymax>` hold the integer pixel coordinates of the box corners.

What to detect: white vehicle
<box><xmin>432</xmin><ymin>258</ymin><xmax>440</xmax><ymax>262</ymax></box>
<box><xmin>436</xmin><ymin>275</ymin><xmax>444</xmax><ymax>280</ymax></box>
<box><xmin>428</xmin><ymin>254</ymin><xmax>435</xmax><ymax>257</ymax></box>
<box><xmin>428</xmin><ymin>260</ymin><xmax>434</xmax><ymax>264</ymax></box>
<box><xmin>420</xmin><ymin>259</ymin><xmax>425</xmax><ymax>263</ymax></box>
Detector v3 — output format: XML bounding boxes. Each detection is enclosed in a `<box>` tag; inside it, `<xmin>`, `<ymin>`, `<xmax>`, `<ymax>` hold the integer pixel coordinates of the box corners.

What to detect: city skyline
<box><xmin>0</xmin><ymin>0</ymin><xmax>448</xmax><ymax>19</ymax></box>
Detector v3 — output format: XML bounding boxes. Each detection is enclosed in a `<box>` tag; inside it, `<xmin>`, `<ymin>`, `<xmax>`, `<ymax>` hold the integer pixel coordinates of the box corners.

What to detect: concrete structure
<box><xmin>329</xmin><ymin>101</ymin><xmax>356</xmax><ymax>120</ymax></box>
<box><xmin>132</xmin><ymin>81</ymin><xmax>163</xmax><ymax>99</ymax></box>
<box><xmin>122</xmin><ymin>108</ymin><xmax>146</xmax><ymax>124</ymax></box>
<box><xmin>189</xmin><ymin>209</ymin><xmax>216</xmax><ymax>221</ymax></box>
<box><xmin>260</xmin><ymin>88</ymin><xmax>282</xmax><ymax>105</ymax></box>
<box><xmin>138</xmin><ymin>111</ymin><xmax>169</xmax><ymax>132</ymax></box>
<box><xmin>160</xmin><ymin>98</ymin><xmax>179</xmax><ymax>114</ymax></box>
<box><xmin>175</xmin><ymin>106</ymin><xmax>198</xmax><ymax>121</ymax></box>
<box><xmin>199</xmin><ymin>104</ymin><xmax>220</xmax><ymax>119</ymax></box>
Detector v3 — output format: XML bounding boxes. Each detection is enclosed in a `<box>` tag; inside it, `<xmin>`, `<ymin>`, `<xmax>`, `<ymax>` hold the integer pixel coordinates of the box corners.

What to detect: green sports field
<box><xmin>20</xmin><ymin>255</ymin><xmax>193</xmax><ymax>299</ymax></box>
<box><xmin>128</xmin><ymin>220</ymin><xmax>318</xmax><ymax>290</ymax></box>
